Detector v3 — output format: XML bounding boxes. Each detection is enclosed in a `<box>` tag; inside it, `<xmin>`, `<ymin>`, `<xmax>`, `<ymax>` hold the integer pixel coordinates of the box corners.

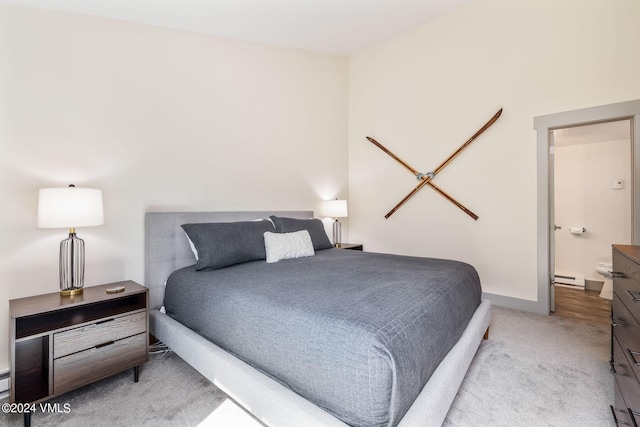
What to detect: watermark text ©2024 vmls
<box><xmin>2</xmin><ymin>402</ymin><xmax>71</xmax><ymax>414</ymax></box>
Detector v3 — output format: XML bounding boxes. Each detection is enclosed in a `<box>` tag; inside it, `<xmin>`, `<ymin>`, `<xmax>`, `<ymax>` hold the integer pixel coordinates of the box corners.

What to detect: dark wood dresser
<box><xmin>611</xmin><ymin>245</ymin><xmax>640</xmax><ymax>425</ymax></box>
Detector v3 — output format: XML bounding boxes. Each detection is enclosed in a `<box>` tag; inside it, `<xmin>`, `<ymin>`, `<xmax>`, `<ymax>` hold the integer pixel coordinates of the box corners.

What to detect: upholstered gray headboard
<box><xmin>144</xmin><ymin>211</ymin><xmax>314</xmax><ymax>310</ymax></box>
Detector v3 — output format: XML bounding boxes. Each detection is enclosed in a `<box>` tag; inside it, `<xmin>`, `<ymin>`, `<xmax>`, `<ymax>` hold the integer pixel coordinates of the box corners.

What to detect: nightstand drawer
<box><xmin>54</xmin><ymin>311</ymin><xmax>147</xmax><ymax>358</ymax></box>
<box><xmin>53</xmin><ymin>332</ymin><xmax>147</xmax><ymax>395</ymax></box>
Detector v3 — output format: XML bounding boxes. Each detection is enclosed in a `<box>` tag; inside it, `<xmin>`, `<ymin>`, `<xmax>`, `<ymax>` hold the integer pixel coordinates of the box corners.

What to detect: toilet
<box><xmin>596</xmin><ymin>261</ymin><xmax>613</xmax><ymax>300</ymax></box>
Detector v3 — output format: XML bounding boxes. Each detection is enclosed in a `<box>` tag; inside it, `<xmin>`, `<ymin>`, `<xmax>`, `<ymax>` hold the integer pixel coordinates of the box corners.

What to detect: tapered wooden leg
<box><xmin>24</xmin><ymin>411</ymin><xmax>31</xmax><ymax>427</ymax></box>
<box><xmin>134</xmin><ymin>365</ymin><xmax>140</xmax><ymax>382</ymax></box>
<box><xmin>483</xmin><ymin>327</ymin><xmax>490</xmax><ymax>340</ymax></box>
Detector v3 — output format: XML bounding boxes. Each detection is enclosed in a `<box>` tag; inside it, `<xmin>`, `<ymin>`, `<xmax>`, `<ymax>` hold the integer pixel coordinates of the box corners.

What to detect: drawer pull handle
<box><xmin>95</xmin><ymin>318</ymin><xmax>114</xmax><ymax>325</ymax></box>
<box><xmin>627</xmin><ymin>349</ymin><xmax>640</xmax><ymax>366</ymax></box>
<box><xmin>95</xmin><ymin>340</ymin><xmax>115</xmax><ymax>349</ymax></box>
<box><xmin>610</xmin><ymin>361</ymin><xmax>625</xmax><ymax>376</ymax></box>
<box><xmin>611</xmin><ymin>405</ymin><xmax>633</xmax><ymax>425</ymax></box>
<box><xmin>612</xmin><ymin>316</ymin><xmax>624</xmax><ymax>327</ymax></box>
<box><xmin>611</xmin><ymin>272</ymin><xmax>627</xmax><ymax>278</ymax></box>
<box><xmin>627</xmin><ymin>290</ymin><xmax>640</xmax><ymax>302</ymax></box>
<box><xmin>611</xmin><ymin>405</ymin><xmax>634</xmax><ymax>426</ymax></box>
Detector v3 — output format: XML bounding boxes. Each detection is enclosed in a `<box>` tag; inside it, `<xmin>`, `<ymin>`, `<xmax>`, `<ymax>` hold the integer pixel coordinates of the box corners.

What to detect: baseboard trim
<box><xmin>482</xmin><ymin>292</ymin><xmax>548</xmax><ymax>315</ymax></box>
<box><xmin>0</xmin><ymin>368</ymin><xmax>9</xmax><ymax>400</ymax></box>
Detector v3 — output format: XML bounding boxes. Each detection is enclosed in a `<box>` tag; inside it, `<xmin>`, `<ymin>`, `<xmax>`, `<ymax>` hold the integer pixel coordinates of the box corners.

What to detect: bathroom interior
<box><xmin>552</xmin><ymin>119</ymin><xmax>632</xmax><ymax>322</ymax></box>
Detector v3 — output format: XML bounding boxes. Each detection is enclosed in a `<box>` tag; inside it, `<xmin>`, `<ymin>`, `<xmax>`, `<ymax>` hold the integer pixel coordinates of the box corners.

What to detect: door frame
<box><xmin>534</xmin><ymin>99</ymin><xmax>640</xmax><ymax>314</ymax></box>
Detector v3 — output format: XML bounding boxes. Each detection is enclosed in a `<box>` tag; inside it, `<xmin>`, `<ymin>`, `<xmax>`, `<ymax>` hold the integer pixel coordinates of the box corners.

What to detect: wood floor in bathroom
<box><xmin>553</xmin><ymin>286</ymin><xmax>610</xmax><ymax>324</ymax></box>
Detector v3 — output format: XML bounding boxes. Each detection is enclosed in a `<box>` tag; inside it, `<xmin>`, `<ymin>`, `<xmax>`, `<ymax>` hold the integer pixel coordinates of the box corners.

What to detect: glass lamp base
<box><xmin>59</xmin><ymin>231</ymin><xmax>85</xmax><ymax>296</ymax></box>
<box><xmin>333</xmin><ymin>219</ymin><xmax>342</xmax><ymax>247</ymax></box>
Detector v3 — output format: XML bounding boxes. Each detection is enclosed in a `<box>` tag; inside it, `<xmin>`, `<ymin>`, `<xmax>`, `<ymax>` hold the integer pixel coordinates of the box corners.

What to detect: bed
<box><xmin>145</xmin><ymin>211</ymin><xmax>492</xmax><ymax>427</ymax></box>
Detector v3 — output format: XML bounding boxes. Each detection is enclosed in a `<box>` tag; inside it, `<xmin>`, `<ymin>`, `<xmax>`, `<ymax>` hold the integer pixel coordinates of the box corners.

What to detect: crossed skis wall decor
<box><xmin>366</xmin><ymin>108</ymin><xmax>503</xmax><ymax>220</ymax></box>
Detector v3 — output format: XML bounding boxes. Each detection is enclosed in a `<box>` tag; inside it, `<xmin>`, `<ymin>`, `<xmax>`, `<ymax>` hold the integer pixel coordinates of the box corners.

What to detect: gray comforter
<box><xmin>164</xmin><ymin>248</ymin><xmax>481</xmax><ymax>427</ymax></box>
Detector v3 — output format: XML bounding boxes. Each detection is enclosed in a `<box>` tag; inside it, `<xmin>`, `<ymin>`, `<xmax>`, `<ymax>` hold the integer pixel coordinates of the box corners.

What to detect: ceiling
<box><xmin>3</xmin><ymin>0</ymin><xmax>475</xmax><ymax>55</ymax></box>
<box><xmin>553</xmin><ymin>120</ymin><xmax>632</xmax><ymax>147</ymax></box>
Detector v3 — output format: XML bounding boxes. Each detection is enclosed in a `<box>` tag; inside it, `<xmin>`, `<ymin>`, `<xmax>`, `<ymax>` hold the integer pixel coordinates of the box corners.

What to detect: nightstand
<box><xmin>335</xmin><ymin>243</ymin><xmax>363</xmax><ymax>251</ymax></box>
<box><xmin>9</xmin><ymin>281</ymin><xmax>149</xmax><ymax>427</ymax></box>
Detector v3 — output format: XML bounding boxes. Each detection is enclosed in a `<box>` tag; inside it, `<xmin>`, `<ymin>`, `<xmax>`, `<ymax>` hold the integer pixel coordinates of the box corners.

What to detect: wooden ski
<box><xmin>367</xmin><ymin>108</ymin><xmax>502</xmax><ymax>219</ymax></box>
<box><xmin>366</xmin><ymin>136</ymin><xmax>478</xmax><ymax>220</ymax></box>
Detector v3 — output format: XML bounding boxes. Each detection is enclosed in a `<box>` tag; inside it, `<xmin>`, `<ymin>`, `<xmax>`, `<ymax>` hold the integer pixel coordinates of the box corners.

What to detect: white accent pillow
<box><xmin>264</xmin><ymin>230</ymin><xmax>315</xmax><ymax>263</ymax></box>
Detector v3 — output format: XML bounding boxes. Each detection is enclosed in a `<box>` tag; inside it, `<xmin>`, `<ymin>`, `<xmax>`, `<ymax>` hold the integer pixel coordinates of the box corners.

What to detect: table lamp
<box><xmin>38</xmin><ymin>185</ymin><xmax>104</xmax><ymax>296</ymax></box>
<box><xmin>326</xmin><ymin>199</ymin><xmax>348</xmax><ymax>247</ymax></box>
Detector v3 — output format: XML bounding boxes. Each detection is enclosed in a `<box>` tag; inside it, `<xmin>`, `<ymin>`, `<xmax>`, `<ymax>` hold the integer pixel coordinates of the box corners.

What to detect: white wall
<box><xmin>3</xmin><ymin>0</ymin><xmax>640</xmax><ymax>374</ymax></box>
<box><xmin>0</xmin><ymin>5</ymin><xmax>348</xmax><ymax>369</ymax></box>
<box><xmin>554</xmin><ymin>138</ymin><xmax>632</xmax><ymax>282</ymax></box>
<box><xmin>348</xmin><ymin>0</ymin><xmax>640</xmax><ymax>302</ymax></box>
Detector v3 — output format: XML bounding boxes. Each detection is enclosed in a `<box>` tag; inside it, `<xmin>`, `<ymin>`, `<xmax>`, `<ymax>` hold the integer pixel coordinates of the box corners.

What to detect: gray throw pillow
<box><xmin>181</xmin><ymin>220</ymin><xmax>275</xmax><ymax>270</ymax></box>
<box><xmin>269</xmin><ymin>216</ymin><xmax>333</xmax><ymax>251</ymax></box>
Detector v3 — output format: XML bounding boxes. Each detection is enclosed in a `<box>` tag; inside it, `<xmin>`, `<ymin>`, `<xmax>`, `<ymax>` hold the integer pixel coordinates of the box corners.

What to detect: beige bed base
<box><xmin>144</xmin><ymin>211</ymin><xmax>492</xmax><ymax>427</ymax></box>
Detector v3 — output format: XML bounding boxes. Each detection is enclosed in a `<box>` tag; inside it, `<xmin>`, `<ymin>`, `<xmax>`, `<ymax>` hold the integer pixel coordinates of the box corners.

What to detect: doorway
<box><xmin>552</xmin><ymin>120</ymin><xmax>632</xmax><ymax>322</ymax></box>
<box><xmin>534</xmin><ymin>99</ymin><xmax>640</xmax><ymax>315</ymax></box>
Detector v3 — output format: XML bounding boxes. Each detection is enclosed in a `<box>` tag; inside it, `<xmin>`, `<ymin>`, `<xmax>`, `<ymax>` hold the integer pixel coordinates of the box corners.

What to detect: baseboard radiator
<box><xmin>0</xmin><ymin>369</ymin><xmax>9</xmax><ymax>399</ymax></box>
<box><xmin>554</xmin><ymin>274</ymin><xmax>586</xmax><ymax>289</ymax></box>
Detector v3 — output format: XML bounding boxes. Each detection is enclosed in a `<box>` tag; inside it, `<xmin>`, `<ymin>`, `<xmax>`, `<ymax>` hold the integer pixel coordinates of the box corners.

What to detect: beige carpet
<box><xmin>444</xmin><ymin>306</ymin><xmax>613</xmax><ymax>426</ymax></box>
<box><xmin>0</xmin><ymin>305</ymin><xmax>614</xmax><ymax>426</ymax></box>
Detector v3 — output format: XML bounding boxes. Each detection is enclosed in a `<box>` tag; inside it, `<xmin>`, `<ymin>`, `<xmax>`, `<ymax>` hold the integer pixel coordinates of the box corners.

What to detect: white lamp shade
<box><xmin>326</xmin><ymin>199</ymin><xmax>348</xmax><ymax>218</ymax></box>
<box><xmin>38</xmin><ymin>187</ymin><xmax>104</xmax><ymax>229</ymax></box>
